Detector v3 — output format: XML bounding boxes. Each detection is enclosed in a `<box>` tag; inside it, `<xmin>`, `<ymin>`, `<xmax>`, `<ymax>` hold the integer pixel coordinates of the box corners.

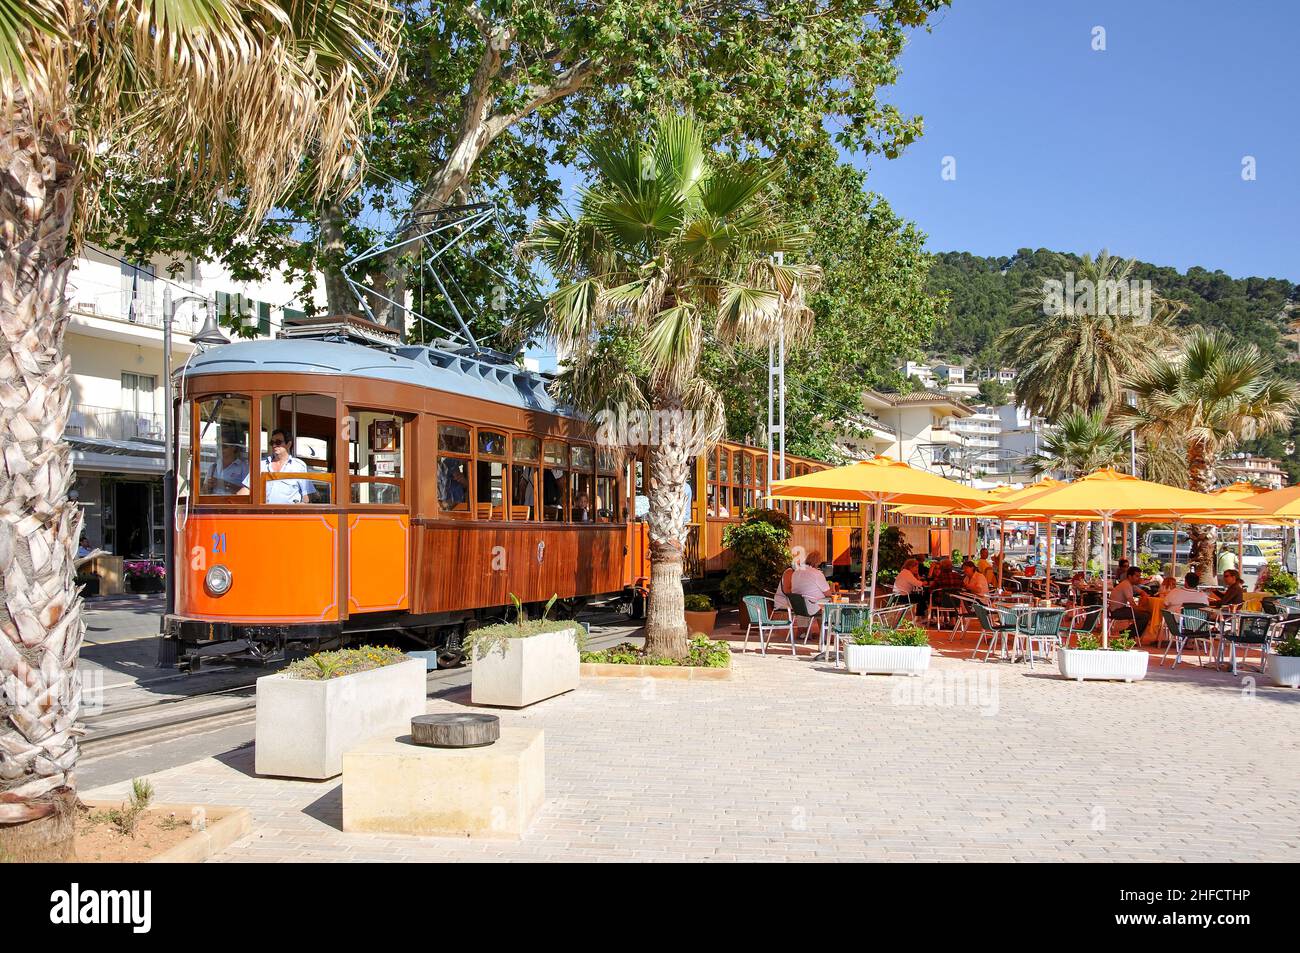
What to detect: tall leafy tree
<box><xmin>520</xmin><ymin>114</ymin><xmax>820</xmax><ymax>659</ymax></box>
<box><xmin>0</xmin><ymin>0</ymin><xmax>398</xmax><ymax>860</ymax></box>
<box><xmin>999</xmin><ymin>250</ymin><xmax>1182</xmax><ymax>421</ymax></box>
<box><xmin>96</xmin><ymin>0</ymin><xmax>952</xmax><ymax>333</ymax></box>
<box><xmin>704</xmin><ymin>152</ymin><xmax>943</xmax><ymax>460</ymax></box>
<box><xmin>1116</xmin><ymin>330</ymin><xmax>1300</xmax><ymax>577</ymax></box>
<box><xmin>1031</xmin><ymin>410</ymin><xmax>1130</xmax><ymax>569</ymax></box>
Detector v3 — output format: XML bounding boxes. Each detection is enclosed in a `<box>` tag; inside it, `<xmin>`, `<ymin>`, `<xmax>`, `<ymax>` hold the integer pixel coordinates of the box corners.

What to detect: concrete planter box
<box><xmin>844</xmin><ymin>643</ymin><xmax>931</xmax><ymax>676</ymax></box>
<box><xmin>80</xmin><ymin>800</ymin><xmax>251</xmax><ymax>863</ymax></box>
<box><xmin>471</xmin><ymin>627</ymin><xmax>579</xmax><ymax>708</ymax></box>
<box><xmin>255</xmin><ymin>657</ymin><xmax>426</xmax><ymax>779</ymax></box>
<box><xmin>684</xmin><ymin>610</ymin><xmax>718</xmax><ymax>637</ymax></box>
<box><xmin>1057</xmin><ymin>648</ymin><xmax>1148</xmax><ymax>683</ymax></box>
<box><xmin>1267</xmin><ymin>652</ymin><xmax>1300</xmax><ymax>688</ymax></box>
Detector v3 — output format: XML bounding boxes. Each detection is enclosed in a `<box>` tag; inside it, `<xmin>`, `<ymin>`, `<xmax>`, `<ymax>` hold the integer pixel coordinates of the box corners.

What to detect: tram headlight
<box><xmin>205</xmin><ymin>564</ymin><xmax>233</xmax><ymax>597</ymax></box>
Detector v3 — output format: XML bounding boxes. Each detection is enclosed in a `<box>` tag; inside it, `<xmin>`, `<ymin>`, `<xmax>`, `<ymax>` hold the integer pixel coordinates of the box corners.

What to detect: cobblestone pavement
<box><xmin>85</xmin><ymin>626</ymin><xmax>1300</xmax><ymax>862</ymax></box>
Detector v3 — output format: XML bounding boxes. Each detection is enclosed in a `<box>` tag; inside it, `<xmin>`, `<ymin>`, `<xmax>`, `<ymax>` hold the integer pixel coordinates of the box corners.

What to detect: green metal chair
<box><xmin>1160</xmin><ymin>606</ymin><xmax>1215</xmax><ymax>667</ymax></box>
<box><xmin>742</xmin><ymin>595</ymin><xmax>795</xmax><ymax>656</ymax></box>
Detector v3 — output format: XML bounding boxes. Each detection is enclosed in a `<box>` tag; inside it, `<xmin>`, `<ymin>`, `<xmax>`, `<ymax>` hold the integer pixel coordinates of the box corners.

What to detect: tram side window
<box><xmin>511</xmin><ymin>435</ymin><xmax>538</xmax><ymax>521</ymax></box>
<box><xmin>476</xmin><ymin>430</ymin><xmax>507</xmax><ymax>519</ymax></box>
<box><xmin>349</xmin><ymin>409</ymin><xmax>404</xmax><ymax>504</ymax></box>
<box><xmin>177</xmin><ymin>399</ymin><xmax>192</xmax><ymax>500</ymax></box>
<box><xmin>260</xmin><ymin>394</ymin><xmax>334</xmax><ymax>504</ymax></box>
<box><xmin>570</xmin><ymin>445</ymin><xmax>595</xmax><ymax>522</ymax></box>
<box><xmin>197</xmin><ymin>396</ymin><xmax>251</xmax><ymax>498</ymax></box>
<box><xmin>597</xmin><ymin>448</ymin><xmax>622</xmax><ymax>523</ymax></box>
<box><xmin>438</xmin><ymin>423</ymin><xmax>471</xmax><ymax>513</ymax></box>
<box><xmin>542</xmin><ymin>439</ymin><xmax>566</xmax><ymax>522</ymax></box>
<box><xmin>706</xmin><ymin>450</ymin><xmax>717</xmax><ymax>517</ymax></box>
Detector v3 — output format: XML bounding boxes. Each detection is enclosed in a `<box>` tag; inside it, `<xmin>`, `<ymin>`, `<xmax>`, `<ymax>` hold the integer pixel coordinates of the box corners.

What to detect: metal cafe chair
<box><xmin>742</xmin><ymin>595</ymin><xmax>795</xmax><ymax>656</ymax></box>
<box><xmin>1221</xmin><ymin>612</ymin><xmax>1272</xmax><ymax>676</ymax></box>
<box><xmin>1059</xmin><ymin>605</ymin><xmax>1102</xmax><ymax>650</ymax></box>
<box><xmin>1014</xmin><ymin>606</ymin><xmax>1066</xmax><ymax>668</ymax></box>
<box><xmin>1160</xmin><ymin>607</ymin><xmax>1216</xmax><ymax>668</ymax></box>
<box><xmin>828</xmin><ymin>603</ymin><xmax>873</xmax><ymax>669</ymax></box>
<box><xmin>786</xmin><ymin>592</ymin><xmax>820</xmax><ymax>646</ymax></box>
<box><xmin>970</xmin><ymin>602</ymin><xmax>1017</xmax><ymax>661</ymax></box>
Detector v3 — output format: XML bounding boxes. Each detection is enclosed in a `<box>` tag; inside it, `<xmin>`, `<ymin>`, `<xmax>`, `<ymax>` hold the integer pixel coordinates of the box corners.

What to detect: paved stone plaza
<box><xmin>84</xmin><ymin>627</ymin><xmax>1300</xmax><ymax>862</ymax></box>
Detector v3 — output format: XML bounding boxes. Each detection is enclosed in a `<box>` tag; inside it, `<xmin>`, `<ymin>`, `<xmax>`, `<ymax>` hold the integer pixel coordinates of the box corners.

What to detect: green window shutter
<box><xmin>257</xmin><ymin>300</ymin><xmax>271</xmax><ymax>336</ymax></box>
<box><xmin>215</xmin><ymin>290</ymin><xmax>232</xmax><ymax>325</ymax></box>
<box><xmin>283</xmin><ymin>307</ymin><xmax>306</xmax><ymax>325</ymax></box>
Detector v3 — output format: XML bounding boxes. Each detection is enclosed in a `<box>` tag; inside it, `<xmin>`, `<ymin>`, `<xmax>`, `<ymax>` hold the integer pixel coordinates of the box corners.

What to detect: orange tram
<box><xmin>160</xmin><ymin>318</ymin><xmax>866</xmax><ymax>669</ymax></box>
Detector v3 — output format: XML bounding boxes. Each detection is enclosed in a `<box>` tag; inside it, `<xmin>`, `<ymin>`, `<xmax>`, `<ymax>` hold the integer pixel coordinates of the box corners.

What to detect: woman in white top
<box><xmin>774</xmin><ymin>550</ymin><xmax>831</xmax><ymax>634</ymax></box>
<box><xmin>894</xmin><ymin>557</ymin><xmax>929</xmax><ymax>620</ymax></box>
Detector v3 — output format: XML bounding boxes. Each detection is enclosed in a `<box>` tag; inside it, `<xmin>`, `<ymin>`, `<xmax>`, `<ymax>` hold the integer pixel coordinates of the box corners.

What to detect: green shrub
<box><xmin>285</xmin><ymin>645</ymin><xmax>407</xmax><ymax>680</ymax></box>
<box><xmin>1272</xmin><ymin>635</ymin><xmax>1300</xmax><ymax>658</ymax></box>
<box><xmin>1074</xmin><ymin>633</ymin><xmax>1137</xmax><ymax>651</ymax></box>
<box><xmin>1260</xmin><ymin>562</ymin><xmax>1298</xmax><ymax>596</ymax></box>
<box><xmin>684</xmin><ymin>594</ymin><xmax>715</xmax><ymax>612</ymax></box>
<box><xmin>720</xmin><ymin>510</ymin><xmax>792</xmax><ymax>605</ymax></box>
<box><xmin>581</xmin><ymin>634</ymin><xmax>730</xmax><ymax>667</ymax></box>
<box><xmin>849</xmin><ymin>619</ymin><xmax>929</xmax><ymax>647</ymax></box>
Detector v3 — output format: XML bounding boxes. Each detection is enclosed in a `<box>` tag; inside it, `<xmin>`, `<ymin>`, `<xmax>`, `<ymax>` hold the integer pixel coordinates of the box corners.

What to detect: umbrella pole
<box><xmin>867</xmin><ymin>500</ymin><xmax>883</xmax><ymax>612</ymax></box>
<box><xmin>859</xmin><ymin>503</ymin><xmax>869</xmax><ymax>594</ymax></box>
<box><xmin>1238</xmin><ymin>520</ymin><xmax>1244</xmax><ymax>581</ymax></box>
<box><xmin>1294</xmin><ymin>520</ymin><xmax>1299</xmax><ymax>580</ymax></box>
<box><xmin>998</xmin><ymin>518</ymin><xmax>1006</xmax><ymax>592</ymax></box>
<box><xmin>1046</xmin><ymin>519</ymin><xmax>1053</xmax><ymax>597</ymax></box>
<box><xmin>1102</xmin><ymin>515</ymin><xmax>1112</xmax><ymax>648</ymax></box>
<box><xmin>1171</xmin><ymin>519</ymin><xmax>1180</xmax><ymax>580</ymax></box>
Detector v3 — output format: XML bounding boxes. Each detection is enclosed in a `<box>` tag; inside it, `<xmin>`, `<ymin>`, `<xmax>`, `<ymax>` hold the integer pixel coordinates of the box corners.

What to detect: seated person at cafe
<box><xmin>893</xmin><ymin>558</ymin><xmax>928</xmax><ymax>619</ymax></box>
<box><xmin>1157</xmin><ymin>575</ymin><xmax>1178</xmax><ymax>597</ymax></box>
<box><xmin>976</xmin><ymin>547</ymin><xmax>993</xmax><ymax>574</ymax></box>
<box><xmin>928</xmin><ymin>557</ymin><xmax>965</xmax><ymax>612</ymax></box>
<box><xmin>1108</xmin><ymin>566</ymin><xmax>1150</xmax><ymax>634</ymax></box>
<box><xmin>961</xmin><ymin>560</ymin><xmax>990</xmax><ymax>602</ymax></box>
<box><xmin>774</xmin><ymin>550</ymin><xmax>831</xmax><ymax>636</ymax></box>
<box><xmin>1164</xmin><ymin>572</ymin><xmax>1211</xmax><ymax>613</ymax></box>
<box><xmin>1211</xmin><ymin>568</ymin><xmax>1245</xmax><ymax>609</ymax></box>
<box><xmin>1114</xmin><ymin>558</ymin><xmax>1129</xmax><ymax>581</ymax></box>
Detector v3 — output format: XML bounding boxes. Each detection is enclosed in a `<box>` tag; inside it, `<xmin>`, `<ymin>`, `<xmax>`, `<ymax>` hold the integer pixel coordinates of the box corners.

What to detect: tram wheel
<box><xmin>627</xmin><ymin>591</ymin><xmax>645</xmax><ymax>620</ymax></box>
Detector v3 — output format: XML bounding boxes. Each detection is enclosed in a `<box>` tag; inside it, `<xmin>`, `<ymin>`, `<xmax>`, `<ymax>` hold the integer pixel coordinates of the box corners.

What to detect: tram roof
<box><xmin>181</xmin><ymin>338</ymin><xmax>568</xmax><ymax>416</ymax></box>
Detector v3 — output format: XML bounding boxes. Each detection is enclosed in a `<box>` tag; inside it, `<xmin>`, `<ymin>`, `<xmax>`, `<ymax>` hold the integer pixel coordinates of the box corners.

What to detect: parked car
<box><xmin>1142</xmin><ymin>530</ymin><xmax>1191</xmax><ymax>566</ymax></box>
<box><xmin>1231</xmin><ymin>543</ymin><xmax>1270</xmax><ymax>579</ymax></box>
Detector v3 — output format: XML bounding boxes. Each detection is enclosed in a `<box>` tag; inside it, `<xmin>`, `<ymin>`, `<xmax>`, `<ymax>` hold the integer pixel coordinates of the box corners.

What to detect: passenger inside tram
<box><xmin>205</xmin><ymin>429</ymin><xmax>249</xmax><ymax>496</ymax></box>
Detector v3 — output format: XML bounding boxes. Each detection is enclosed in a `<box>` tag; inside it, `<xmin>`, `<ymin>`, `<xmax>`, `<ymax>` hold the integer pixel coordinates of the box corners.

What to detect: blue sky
<box><xmin>852</xmin><ymin>0</ymin><xmax>1299</xmax><ymax>281</ymax></box>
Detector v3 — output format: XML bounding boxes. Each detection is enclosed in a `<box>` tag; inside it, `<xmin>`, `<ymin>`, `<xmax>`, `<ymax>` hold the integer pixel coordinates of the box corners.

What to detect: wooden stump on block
<box><xmin>410</xmin><ymin>713</ymin><xmax>500</xmax><ymax>748</ymax></box>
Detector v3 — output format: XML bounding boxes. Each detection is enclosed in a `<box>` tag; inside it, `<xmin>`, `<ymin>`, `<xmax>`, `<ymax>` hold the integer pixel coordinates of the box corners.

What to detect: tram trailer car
<box><xmin>160</xmin><ymin>318</ymin><xmax>836</xmax><ymax>669</ymax></box>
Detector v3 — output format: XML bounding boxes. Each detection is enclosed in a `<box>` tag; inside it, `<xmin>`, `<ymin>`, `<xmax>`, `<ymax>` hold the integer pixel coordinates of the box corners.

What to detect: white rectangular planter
<box><xmin>1267</xmin><ymin>652</ymin><xmax>1300</xmax><ymax>688</ymax></box>
<box><xmin>471</xmin><ymin>627</ymin><xmax>580</xmax><ymax>707</ymax></box>
<box><xmin>1057</xmin><ymin>648</ymin><xmax>1148</xmax><ymax>683</ymax></box>
<box><xmin>844</xmin><ymin>643</ymin><xmax>931</xmax><ymax>676</ymax></box>
<box><xmin>255</xmin><ymin>657</ymin><xmax>426</xmax><ymax>779</ymax></box>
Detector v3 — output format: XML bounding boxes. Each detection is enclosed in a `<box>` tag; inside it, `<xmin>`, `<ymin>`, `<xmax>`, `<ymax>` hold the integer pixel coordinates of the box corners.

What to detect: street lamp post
<box><xmin>160</xmin><ymin>289</ymin><xmax>216</xmax><ymax>622</ymax></box>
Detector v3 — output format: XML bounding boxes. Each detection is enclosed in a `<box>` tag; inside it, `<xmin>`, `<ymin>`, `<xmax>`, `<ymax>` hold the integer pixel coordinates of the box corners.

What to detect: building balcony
<box><xmin>66</xmin><ymin>405</ymin><xmax>164</xmax><ymax>443</ymax></box>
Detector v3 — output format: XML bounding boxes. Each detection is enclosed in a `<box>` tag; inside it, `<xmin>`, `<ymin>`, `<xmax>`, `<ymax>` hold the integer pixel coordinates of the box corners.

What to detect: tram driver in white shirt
<box><xmin>244</xmin><ymin>428</ymin><xmax>316</xmax><ymax>503</ymax></box>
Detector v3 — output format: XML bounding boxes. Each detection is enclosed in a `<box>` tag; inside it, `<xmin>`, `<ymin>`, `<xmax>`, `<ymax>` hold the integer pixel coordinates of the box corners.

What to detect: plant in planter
<box><xmin>123</xmin><ymin>560</ymin><xmax>164</xmax><ymax>593</ymax></box>
<box><xmin>582</xmin><ymin>634</ymin><xmax>731</xmax><ymax>669</ymax></box>
<box><xmin>1057</xmin><ymin>631</ymin><xmax>1148</xmax><ymax>682</ymax></box>
<box><xmin>465</xmin><ymin>594</ymin><xmax>582</xmax><ymax>708</ymax></box>
<box><xmin>683</xmin><ymin>594</ymin><xmax>718</xmax><ymax>637</ymax></box>
<box><xmin>720</xmin><ymin>509</ymin><xmax>792</xmax><ymax>619</ymax></box>
<box><xmin>1266</xmin><ymin>634</ymin><xmax>1300</xmax><ymax>689</ymax></box>
<box><xmin>255</xmin><ymin>646</ymin><xmax>426</xmax><ymax>779</ymax></box>
<box><xmin>843</xmin><ymin>620</ymin><xmax>931</xmax><ymax>676</ymax></box>
<box><xmin>1258</xmin><ymin>562</ymin><xmax>1298</xmax><ymax>613</ymax></box>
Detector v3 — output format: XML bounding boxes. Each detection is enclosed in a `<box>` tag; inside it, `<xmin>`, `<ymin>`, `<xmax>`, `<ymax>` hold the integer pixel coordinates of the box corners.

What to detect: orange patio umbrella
<box><xmin>768</xmin><ymin>456</ymin><xmax>992</xmax><ymax>610</ymax></box>
<box><xmin>979</xmin><ymin>469</ymin><xmax>1261</xmax><ymax>646</ymax></box>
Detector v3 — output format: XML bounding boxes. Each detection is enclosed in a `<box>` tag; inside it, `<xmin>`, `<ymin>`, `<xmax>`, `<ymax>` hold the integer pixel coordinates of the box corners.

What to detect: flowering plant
<box><xmin>124</xmin><ymin>561</ymin><xmax>165</xmax><ymax>581</ymax></box>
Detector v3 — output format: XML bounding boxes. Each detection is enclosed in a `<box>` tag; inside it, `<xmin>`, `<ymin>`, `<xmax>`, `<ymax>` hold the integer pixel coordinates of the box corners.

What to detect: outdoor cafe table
<box><xmin>986</xmin><ymin>603</ymin><xmax>1067</xmax><ymax>663</ymax></box>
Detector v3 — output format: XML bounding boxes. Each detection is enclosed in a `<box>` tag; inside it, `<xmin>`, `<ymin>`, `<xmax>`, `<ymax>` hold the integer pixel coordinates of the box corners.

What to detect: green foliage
<box><xmin>977</xmin><ymin>378</ymin><xmax>1011</xmax><ymax>407</ymax></box>
<box><xmin>92</xmin><ymin>777</ymin><xmax>156</xmax><ymax>838</ymax></box>
<box><xmin>1137</xmin><ymin>552</ymin><xmax>1162</xmax><ymax>576</ymax></box>
<box><xmin>705</xmin><ymin>153</ymin><xmax>945</xmax><ymax>459</ymax></box>
<box><xmin>581</xmin><ymin>635</ymin><xmax>731</xmax><ymax>668</ymax></box>
<box><xmin>684</xmin><ymin>594</ymin><xmax>715</xmax><ymax>612</ymax></box>
<box><xmin>1260</xmin><ymin>562</ymin><xmax>1298</xmax><ymax>596</ymax></box>
<box><xmin>849</xmin><ymin>620</ymin><xmax>929</xmax><ymax>646</ymax></box>
<box><xmin>1271</xmin><ymin>635</ymin><xmax>1300</xmax><ymax>658</ymax></box>
<box><xmin>465</xmin><ymin>594</ymin><xmax>581</xmax><ymax>660</ymax></box>
<box><xmin>872</xmin><ymin>524</ymin><xmax>914</xmax><ymax>574</ymax></box>
<box><xmin>285</xmin><ymin>645</ymin><xmax>407</xmax><ymax>680</ymax></box>
<box><xmin>720</xmin><ymin>510</ymin><xmax>793</xmax><ymax>604</ymax></box>
<box><xmin>1075</xmin><ymin>633</ymin><xmax>1137</xmax><ymax>651</ymax></box>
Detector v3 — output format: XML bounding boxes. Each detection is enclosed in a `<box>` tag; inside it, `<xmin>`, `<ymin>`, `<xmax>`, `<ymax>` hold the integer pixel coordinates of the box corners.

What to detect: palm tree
<box><xmin>521</xmin><ymin>113</ymin><xmax>820</xmax><ymax>659</ymax></box>
<box><xmin>1031</xmin><ymin>410</ymin><xmax>1130</xmax><ymax>569</ymax></box>
<box><xmin>1000</xmin><ymin>250</ymin><xmax>1182</xmax><ymax>421</ymax></box>
<box><xmin>0</xmin><ymin>0</ymin><xmax>398</xmax><ymax>860</ymax></box>
<box><xmin>1116</xmin><ymin>330</ymin><xmax>1300</xmax><ymax>577</ymax></box>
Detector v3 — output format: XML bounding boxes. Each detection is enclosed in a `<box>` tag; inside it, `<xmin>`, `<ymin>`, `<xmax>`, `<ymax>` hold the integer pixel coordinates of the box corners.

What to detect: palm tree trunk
<box><xmin>1071</xmin><ymin>520</ymin><xmax>1089</xmax><ymax>570</ymax></box>
<box><xmin>643</xmin><ymin>397</ymin><xmax>691</xmax><ymax>661</ymax></box>
<box><xmin>1186</xmin><ymin>440</ymin><xmax>1217</xmax><ymax>579</ymax></box>
<box><xmin>0</xmin><ymin>88</ymin><xmax>83</xmax><ymax>861</ymax></box>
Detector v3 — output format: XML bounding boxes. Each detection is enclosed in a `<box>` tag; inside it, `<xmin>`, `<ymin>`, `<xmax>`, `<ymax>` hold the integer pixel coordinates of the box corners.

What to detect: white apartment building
<box><xmin>848</xmin><ymin>390</ymin><xmax>977</xmax><ymax>480</ymax></box>
<box><xmin>1218</xmin><ymin>453</ymin><xmax>1288</xmax><ymax>490</ymax></box>
<box><xmin>948</xmin><ymin>407</ymin><xmax>1003</xmax><ymax>477</ymax></box>
<box><xmin>66</xmin><ymin>245</ymin><xmax>324</xmax><ymax>558</ymax></box>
